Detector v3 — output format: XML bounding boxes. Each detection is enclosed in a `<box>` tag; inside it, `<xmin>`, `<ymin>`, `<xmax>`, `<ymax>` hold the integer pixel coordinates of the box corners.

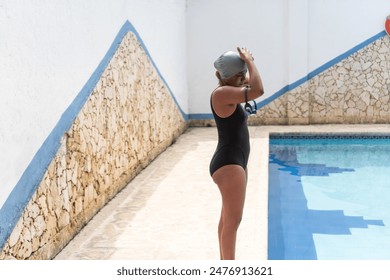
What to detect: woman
<box><xmin>209</xmin><ymin>47</ymin><xmax>264</xmax><ymax>260</ymax></box>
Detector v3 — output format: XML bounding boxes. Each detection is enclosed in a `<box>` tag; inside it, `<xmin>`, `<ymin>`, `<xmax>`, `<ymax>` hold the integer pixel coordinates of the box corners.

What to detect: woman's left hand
<box><xmin>237</xmin><ymin>47</ymin><xmax>254</xmax><ymax>62</ymax></box>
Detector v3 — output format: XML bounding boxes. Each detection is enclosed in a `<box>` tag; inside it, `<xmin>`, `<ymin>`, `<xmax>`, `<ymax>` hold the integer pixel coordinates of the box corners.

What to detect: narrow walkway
<box><xmin>55</xmin><ymin>127</ymin><xmax>268</xmax><ymax>260</ymax></box>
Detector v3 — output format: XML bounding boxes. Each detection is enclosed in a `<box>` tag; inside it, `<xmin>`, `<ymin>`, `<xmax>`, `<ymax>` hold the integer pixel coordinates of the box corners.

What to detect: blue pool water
<box><xmin>268</xmin><ymin>134</ymin><xmax>390</xmax><ymax>260</ymax></box>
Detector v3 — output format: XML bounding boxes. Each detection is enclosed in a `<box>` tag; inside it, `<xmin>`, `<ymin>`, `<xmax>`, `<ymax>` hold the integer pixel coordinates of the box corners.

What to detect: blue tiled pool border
<box><xmin>270</xmin><ymin>133</ymin><xmax>390</xmax><ymax>140</ymax></box>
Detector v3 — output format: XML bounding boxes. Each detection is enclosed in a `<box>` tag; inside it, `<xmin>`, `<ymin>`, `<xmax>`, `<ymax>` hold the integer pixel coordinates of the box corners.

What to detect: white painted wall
<box><xmin>186</xmin><ymin>0</ymin><xmax>390</xmax><ymax>114</ymax></box>
<box><xmin>0</xmin><ymin>0</ymin><xmax>187</xmax><ymax>209</ymax></box>
<box><xmin>308</xmin><ymin>0</ymin><xmax>390</xmax><ymax>71</ymax></box>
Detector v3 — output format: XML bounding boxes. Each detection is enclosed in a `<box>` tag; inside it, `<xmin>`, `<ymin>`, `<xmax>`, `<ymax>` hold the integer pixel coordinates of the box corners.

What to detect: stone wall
<box><xmin>249</xmin><ymin>34</ymin><xmax>390</xmax><ymax>125</ymax></box>
<box><xmin>0</xmin><ymin>32</ymin><xmax>186</xmax><ymax>259</ymax></box>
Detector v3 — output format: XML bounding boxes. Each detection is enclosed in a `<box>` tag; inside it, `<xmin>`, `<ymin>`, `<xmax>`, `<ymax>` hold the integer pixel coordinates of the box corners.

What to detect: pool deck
<box><xmin>55</xmin><ymin>124</ymin><xmax>390</xmax><ymax>260</ymax></box>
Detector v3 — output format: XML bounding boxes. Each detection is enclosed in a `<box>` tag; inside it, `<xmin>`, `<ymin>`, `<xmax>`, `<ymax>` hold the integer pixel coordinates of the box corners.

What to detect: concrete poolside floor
<box><xmin>55</xmin><ymin>124</ymin><xmax>390</xmax><ymax>260</ymax></box>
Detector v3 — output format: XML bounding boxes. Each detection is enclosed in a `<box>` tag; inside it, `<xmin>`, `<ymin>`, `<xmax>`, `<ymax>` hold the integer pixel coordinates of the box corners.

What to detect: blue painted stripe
<box><xmin>0</xmin><ymin>20</ymin><xmax>187</xmax><ymax>250</ymax></box>
<box><xmin>188</xmin><ymin>113</ymin><xmax>214</xmax><ymax>120</ymax></box>
<box><xmin>307</xmin><ymin>30</ymin><xmax>387</xmax><ymax>80</ymax></box>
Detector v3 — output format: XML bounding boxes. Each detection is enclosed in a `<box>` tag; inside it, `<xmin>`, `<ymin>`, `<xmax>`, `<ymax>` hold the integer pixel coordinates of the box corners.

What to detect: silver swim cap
<box><xmin>214</xmin><ymin>51</ymin><xmax>247</xmax><ymax>79</ymax></box>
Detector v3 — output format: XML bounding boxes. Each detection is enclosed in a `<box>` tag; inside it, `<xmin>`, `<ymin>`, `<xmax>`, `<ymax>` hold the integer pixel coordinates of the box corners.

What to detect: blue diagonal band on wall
<box><xmin>0</xmin><ymin>20</ymin><xmax>187</xmax><ymax>251</ymax></box>
<box><xmin>256</xmin><ymin>30</ymin><xmax>387</xmax><ymax>110</ymax></box>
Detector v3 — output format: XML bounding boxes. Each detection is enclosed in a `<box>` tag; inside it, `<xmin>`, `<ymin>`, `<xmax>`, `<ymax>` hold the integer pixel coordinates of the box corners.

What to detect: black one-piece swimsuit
<box><xmin>209</xmin><ymin>97</ymin><xmax>250</xmax><ymax>176</ymax></box>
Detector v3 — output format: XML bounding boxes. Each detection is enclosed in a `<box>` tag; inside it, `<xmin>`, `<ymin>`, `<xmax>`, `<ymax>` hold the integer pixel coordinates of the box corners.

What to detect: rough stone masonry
<box><xmin>0</xmin><ymin>32</ymin><xmax>186</xmax><ymax>259</ymax></box>
<box><xmin>250</xmin><ymin>35</ymin><xmax>390</xmax><ymax>125</ymax></box>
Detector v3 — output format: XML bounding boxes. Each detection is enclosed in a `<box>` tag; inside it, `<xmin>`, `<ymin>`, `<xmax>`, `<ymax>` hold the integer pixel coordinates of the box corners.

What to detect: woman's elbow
<box><xmin>256</xmin><ymin>88</ymin><xmax>264</xmax><ymax>98</ymax></box>
<box><xmin>248</xmin><ymin>85</ymin><xmax>264</xmax><ymax>99</ymax></box>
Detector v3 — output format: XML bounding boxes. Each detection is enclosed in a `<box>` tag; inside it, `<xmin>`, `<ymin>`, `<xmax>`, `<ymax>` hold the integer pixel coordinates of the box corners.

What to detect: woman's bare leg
<box><xmin>213</xmin><ymin>164</ymin><xmax>247</xmax><ymax>260</ymax></box>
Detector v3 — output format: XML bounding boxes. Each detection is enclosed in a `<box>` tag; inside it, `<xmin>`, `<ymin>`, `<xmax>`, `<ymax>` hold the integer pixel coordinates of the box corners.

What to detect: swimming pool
<box><xmin>268</xmin><ymin>134</ymin><xmax>390</xmax><ymax>260</ymax></box>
